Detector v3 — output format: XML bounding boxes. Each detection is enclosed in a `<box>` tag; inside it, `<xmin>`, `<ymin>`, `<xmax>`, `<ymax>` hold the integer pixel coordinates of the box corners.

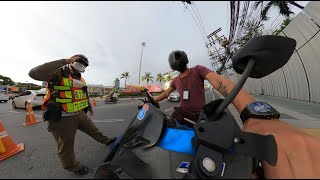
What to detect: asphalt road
<box><xmin>1</xmin><ymin>90</ymin><xmax>320</xmax><ymax>178</ymax></box>
<box><xmin>0</xmin><ymin>91</ymin><xmax>214</xmax><ymax>179</ymax></box>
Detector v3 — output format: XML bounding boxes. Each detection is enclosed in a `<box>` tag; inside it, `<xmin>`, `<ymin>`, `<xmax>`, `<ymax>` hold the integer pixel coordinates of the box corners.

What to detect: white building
<box><xmin>87</xmin><ymin>84</ymin><xmax>113</xmax><ymax>96</ymax></box>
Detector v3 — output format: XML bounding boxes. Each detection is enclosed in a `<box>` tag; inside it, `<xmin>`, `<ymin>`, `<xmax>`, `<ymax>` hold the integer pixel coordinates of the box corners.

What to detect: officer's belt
<box><xmin>61</xmin><ymin>110</ymin><xmax>83</xmax><ymax>117</ymax></box>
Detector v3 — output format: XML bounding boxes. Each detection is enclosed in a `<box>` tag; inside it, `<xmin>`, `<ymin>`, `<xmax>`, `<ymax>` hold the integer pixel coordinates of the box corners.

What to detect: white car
<box><xmin>12</xmin><ymin>89</ymin><xmax>46</xmax><ymax>109</ymax></box>
<box><xmin>0</xmin><ymin>91</ymin><xmax>9</xmax><ymax>103</ymax></box>
<box><xmin>168</xmin><ymin>90</ymin><xmax>180</xmax><ymax>102</ymax></box>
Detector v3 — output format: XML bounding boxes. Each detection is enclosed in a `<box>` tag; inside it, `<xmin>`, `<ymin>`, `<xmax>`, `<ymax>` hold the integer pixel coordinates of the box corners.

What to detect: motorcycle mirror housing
<box><xmin>232</xmin><ymin>35</ymin><xmax>296</xmax><ymax>78</ymax></box>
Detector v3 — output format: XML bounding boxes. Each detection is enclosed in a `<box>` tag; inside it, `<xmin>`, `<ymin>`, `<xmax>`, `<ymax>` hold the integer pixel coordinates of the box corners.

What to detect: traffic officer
<box><xmin>29</xmin><ymin>54</ymin><xmax>116</xmax><ymax>175</ymax></box>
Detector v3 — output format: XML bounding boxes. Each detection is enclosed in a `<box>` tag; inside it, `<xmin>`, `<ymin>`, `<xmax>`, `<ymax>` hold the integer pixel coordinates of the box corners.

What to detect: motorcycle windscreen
<box><xmin>159</xmin><ymin>128</ymin><xmax>196</xmax><ymax>155</ymax></box>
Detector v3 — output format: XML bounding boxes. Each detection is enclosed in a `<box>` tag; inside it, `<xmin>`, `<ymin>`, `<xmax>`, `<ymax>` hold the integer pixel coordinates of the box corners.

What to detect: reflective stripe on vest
<box><xmin>62</xmin><ymin>100</ymin><xmax>89</xmax><ymax>113</ymax></box>
<box><xmin>56</xmin><ymin>98</ymin><xmax>73</xmax><ymax>103</ymax></box>
<box><xmin>54</xmin><ymin>76</ymin><xmax>88</xmax><ymax>113</ymax></box>
<box><xmin>54</xmin><ymin>85</ymin><xmax>71</xmax><ymax>91</ymax></box>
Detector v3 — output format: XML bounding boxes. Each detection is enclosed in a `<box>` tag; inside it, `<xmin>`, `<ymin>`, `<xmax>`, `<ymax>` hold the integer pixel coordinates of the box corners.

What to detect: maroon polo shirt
<box><xmin>170</xmin><ymin>65</ymin><xmax>212</xmax><ymax>117</ymax></box>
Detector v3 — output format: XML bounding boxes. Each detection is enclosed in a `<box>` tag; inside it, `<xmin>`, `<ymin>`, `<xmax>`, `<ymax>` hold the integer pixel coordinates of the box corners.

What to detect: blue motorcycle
<box><xmin>94</xmin><ymin>35</ymin><xmax>296</xmax><ymax>179</ymax></box>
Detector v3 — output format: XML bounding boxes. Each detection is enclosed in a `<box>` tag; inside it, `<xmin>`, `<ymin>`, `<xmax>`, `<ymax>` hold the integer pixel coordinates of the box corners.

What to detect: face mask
<box><xmin>72</xmin><ymin>62</ymin><xmax>86</xmax><ymax>73</ymax></box>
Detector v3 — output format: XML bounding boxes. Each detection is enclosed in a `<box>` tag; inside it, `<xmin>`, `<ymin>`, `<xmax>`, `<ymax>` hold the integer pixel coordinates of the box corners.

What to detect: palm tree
<box><xmin>163</xmin><ymin>74</ymin><xmax>173</xmax><ymax>83</ymax></box>
<box><xmin>141</xmin><ymin>72</ymin><xmax>154</xmax><ymax>85</ymax></box>
<box><xmin>120</xmin><ymin>72</ymin><xmax>130</xmax><ymax>87</ymax></box>
<box><xmin>255</xmin><ymin>1</ymin><xmax>304</xmax><ymax>21</ymax></box>
<box><xmin>156</xmin><ymin>73</ymin><xmax>165</xmax><ymax>83</ymax></box>
<box><xmin>182</xmin><ymin>1</ymin><xmax>192</xmax><ymax>4</ymax></box>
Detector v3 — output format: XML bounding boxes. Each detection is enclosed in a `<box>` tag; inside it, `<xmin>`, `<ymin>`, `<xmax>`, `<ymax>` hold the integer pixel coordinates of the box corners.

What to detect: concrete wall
<box><xmin>229</xmin><ymin>1</ymin><xmax>320</xmax><ymax>103</ymax></box>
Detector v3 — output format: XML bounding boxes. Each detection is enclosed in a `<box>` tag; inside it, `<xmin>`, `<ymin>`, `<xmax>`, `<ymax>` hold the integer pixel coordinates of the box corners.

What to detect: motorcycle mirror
<box><xmin>232</xmin><ymin>35</ymin><xmax>296</xmax><ymax>78</ymax></box>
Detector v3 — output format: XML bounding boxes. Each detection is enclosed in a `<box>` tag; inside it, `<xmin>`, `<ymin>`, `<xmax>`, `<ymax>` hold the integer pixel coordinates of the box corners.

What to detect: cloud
<box><xmin>1</xmin><ymin>1</ymin><xmax>304</xmax><ymax>87</ymax></box>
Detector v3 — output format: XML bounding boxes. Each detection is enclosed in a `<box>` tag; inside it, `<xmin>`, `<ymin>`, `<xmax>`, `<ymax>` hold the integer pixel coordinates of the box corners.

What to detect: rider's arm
<box><xmin>153</xmin><ymin>87</ymin><xmax>175</xmax><ymax>103</ymax></box>
<box><xmin>205</xmin><ymin>72</ymin><xmax>255</xmax><ymax>113</ymax></box>
<box><xmin>243</xmin><ymin>118</ymin><xmax>320</xmax><ymax>178</ymax></box>
<box><xmin>204</xmin><ymin>68</ymin><xmax>320</xmax><ymax>178</ymax></box>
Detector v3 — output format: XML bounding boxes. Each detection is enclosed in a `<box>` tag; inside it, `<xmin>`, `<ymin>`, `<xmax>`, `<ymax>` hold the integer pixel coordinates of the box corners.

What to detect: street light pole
<box><xmin>138</xmin><ymin>42</ymin><xmax>146</xmax><ymax>85</ymax></box>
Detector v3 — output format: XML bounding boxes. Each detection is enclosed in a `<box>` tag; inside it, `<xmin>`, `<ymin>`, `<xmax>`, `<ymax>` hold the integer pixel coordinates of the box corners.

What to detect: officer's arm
<box><xmin>205</xmin><ymin>72</ymin><xmax>255</xmax><ymax>113</ymax></box>
<box><xmin>29</xmin><ymin>59</ymin><xmax>72</xmax><ymax>81</ymax></box>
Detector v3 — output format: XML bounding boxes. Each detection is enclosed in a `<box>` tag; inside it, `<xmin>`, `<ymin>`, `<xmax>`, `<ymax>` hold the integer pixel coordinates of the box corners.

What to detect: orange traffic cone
<box><xmin>0</xmin><ymin>120</ymin><xmax>25</xmax><ymax>161</ymax></box>
<box><xmin>92</xmin><ymin>99</ymin><xmax>97</xmax><ymax>107</ymax></box>
<box><xmin>22</xmin><ymin>101</ymin><xmax>40</xmax><ymax>127</ymax></box>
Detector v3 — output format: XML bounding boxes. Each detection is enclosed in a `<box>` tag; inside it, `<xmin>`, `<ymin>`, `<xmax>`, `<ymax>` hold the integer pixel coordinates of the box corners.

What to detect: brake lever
<box><xmin>137</xmin><ymin>99</ymin><xmax>147</xmax><ymax>110</ymax></box>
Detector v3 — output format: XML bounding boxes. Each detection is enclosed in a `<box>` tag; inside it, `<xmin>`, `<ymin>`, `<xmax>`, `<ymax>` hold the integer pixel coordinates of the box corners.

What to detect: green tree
<box><xmin>120</xmin><ymin>72</ymin><xmax>130</xmax><ymax>87</ymax></box>
<box><xmin>255</xmin><ymin>1</ymin><xmax>303</xmax><ymax>21</ymax></box>
<box><xmin>0</xmin><ymin>75</ymin><xmax>15</xmax><ymax>86</ymax></box>
<box><xmin>234</xmin><ymin>18</ymin><xmax>264</xmax><ymax>47</ymax></box>
<box><xmin>272</xmin><ymin>17</ymin><xmax>292</xmax><ymax>35</ymax></box>
<box><xmin>141</xmin><ymin>72</ymin><xmax>154</xmax><ymax>85</ymax></box>
<box><xmin>156</xmin><ymin>73</ymin><xmax>165</xmax><ymax>83</ymax></box>
<box><xmin>15</xmin><ymin>82</ymin><xmax>41</xmax><ymax>90</ymax></box>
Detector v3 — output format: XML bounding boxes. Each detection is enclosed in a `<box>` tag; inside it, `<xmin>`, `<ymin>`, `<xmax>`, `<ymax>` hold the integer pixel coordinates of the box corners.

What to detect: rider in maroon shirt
<box><xmin>154</xmin><ymin>50</ymin><xmax>213</xmax><ymax>127</ymax></box>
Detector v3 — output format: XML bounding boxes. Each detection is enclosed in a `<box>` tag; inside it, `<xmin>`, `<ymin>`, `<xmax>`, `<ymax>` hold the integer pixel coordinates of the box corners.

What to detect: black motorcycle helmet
<box><xmin>76</xmin><ymin>54</ymin><xmax>89</xmax><ymax>66</ymax></box>
<box><xmin>168</xmin><ymin>50</ymin><xmax>189</xmax><ymax>72</ymax></box>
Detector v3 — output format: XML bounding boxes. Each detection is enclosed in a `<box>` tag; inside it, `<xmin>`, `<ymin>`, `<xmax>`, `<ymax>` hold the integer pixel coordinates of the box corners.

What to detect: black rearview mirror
<box><xmin>232</xmin><ymin>35</ymin><xmax>296</xmax><ymax>78</ymax></box>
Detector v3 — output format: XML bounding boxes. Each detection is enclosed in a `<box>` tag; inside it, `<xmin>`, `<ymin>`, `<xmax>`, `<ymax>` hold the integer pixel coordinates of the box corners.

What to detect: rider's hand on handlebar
<box><xmin>243</xmin><ymin>118</ymin><xmax>320</xmax><ymax>179</ymax></box>
<box><xmin>138</xmin><ymin>99</ymin><xmax>160</xmax><ymax>109</ymax></box>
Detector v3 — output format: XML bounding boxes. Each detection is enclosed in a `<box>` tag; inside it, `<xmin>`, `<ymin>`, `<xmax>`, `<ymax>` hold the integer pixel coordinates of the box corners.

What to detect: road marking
<box><xmin>165</xmin><ymin>108</ymin><xmax>173</xmax><ymax>112</ymax></box>
<box><xmin>93</xmin><ymin>119</ymin><xmax>125</xmax><ymax>123</ymax></box>
<box><xmin>34</xmin><ymin>115</ymin><xmax>42</xmax><ymax>118</ymax></box>
<box><xmin>9</xmin><ymin>111</ymin><xmax>21</xmax><ymax>114</ymax></box>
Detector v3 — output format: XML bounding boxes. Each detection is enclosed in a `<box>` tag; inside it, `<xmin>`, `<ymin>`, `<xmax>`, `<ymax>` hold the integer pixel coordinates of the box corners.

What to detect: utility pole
<box><xmin>138</xmin><ymin>42</ymin><xmax>146</xmax><ymax>85</ymax></box>
<box><xmin>206</xmin><ymin>28</ymin><xmax>230</xmax><ymax>75</ymax></box>
<box><xmin>206</xmin><ymin>28</ymin><xmax>223</xmax><ymax>72</ymax></box>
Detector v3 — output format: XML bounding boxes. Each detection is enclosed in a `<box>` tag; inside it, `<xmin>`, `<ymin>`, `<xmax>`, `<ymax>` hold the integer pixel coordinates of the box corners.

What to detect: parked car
<box><xmin>167</xmin><ymin>90</ymin><xmax>180</xmax><ymax>102</ymax></box>
<box><xmin>12</xmin><ymin>89</ymin><xmax>46</xmax><ymax>109</ymax></box>
<box><xmin>0</xmin><ymin>91</ymin><xmax>9</xmax><ymax>103</ymax></box>
<box><xmin>8</xmin><ymin>93</ymin><xmax>20</xmax><ymax>100</ymax></box>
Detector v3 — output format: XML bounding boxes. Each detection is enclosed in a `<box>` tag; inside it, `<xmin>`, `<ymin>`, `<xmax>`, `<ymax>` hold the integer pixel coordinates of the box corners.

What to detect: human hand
<box><xmin>243</xmin><ymin>118</ymin><xmax>320</xmax><ymax>178</ymax></box>
<box><xmin>66</xmin><ymin>55</ymin><xmax>79</xmax><ymax>64</ymax></box>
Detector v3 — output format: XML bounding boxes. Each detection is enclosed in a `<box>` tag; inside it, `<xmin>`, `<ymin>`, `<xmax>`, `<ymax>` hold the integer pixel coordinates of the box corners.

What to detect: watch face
<box><xmin>250</xmin><ymin>102</ymin><xmax>273</xmax><ymax>113</ymax></box>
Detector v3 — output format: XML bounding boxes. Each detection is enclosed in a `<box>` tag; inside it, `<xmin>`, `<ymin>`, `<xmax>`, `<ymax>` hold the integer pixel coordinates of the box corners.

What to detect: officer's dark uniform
<box><xmin>29</xmin><ymin>56</ymin><xmax>115</xmax><ymax>175</ymax></box>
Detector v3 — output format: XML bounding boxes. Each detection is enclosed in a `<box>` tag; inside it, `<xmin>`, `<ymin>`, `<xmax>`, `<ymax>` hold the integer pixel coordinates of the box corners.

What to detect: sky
<box><xmin>0</xmin><ymin>1</ymin><xmax>309</xmax><ymax>87</ymax></box>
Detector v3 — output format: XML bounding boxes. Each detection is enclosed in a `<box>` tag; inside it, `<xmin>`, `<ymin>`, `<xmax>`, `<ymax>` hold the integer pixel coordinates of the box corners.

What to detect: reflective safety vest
<box><xmin>42</xmin><ymin>70</ymin><xmax>89</xmax><ymax>113</ymax></box>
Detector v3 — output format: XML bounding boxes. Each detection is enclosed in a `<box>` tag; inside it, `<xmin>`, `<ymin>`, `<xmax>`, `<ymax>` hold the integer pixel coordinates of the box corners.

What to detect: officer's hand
<box><xmin>67</xmin><ymin>55</ymin><xmax>79</xmax><ymax>64</ymax></box>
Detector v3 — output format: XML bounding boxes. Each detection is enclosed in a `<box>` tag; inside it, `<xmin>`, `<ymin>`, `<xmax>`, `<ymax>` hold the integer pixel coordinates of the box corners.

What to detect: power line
<box><xmin>182</xmin><ymin>2</ymin><xmax>207</xmax><ymax>46</ymax></box>
<box><xmin>226</xmin><ymin>1</ymin><xmax>230</xmax><ymax>37</ymax></box>
<box><xmin>191</xmin><ymin>2</ymin><xmax>207</xmax><ymax>37</ymax></box>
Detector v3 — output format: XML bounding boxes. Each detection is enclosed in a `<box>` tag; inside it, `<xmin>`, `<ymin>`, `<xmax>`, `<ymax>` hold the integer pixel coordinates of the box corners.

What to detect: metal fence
<box><xmin>228</xmin><ymin>1</ymin><xmax>320</xmax><ymax>104</ymax></box>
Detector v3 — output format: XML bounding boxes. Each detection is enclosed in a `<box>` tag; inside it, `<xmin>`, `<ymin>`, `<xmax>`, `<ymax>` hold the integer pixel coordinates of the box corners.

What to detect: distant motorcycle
<box><xmin>104</xmin><ymin>91</ymin><xmax>118</xmax><ymax>103</ymax></box>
